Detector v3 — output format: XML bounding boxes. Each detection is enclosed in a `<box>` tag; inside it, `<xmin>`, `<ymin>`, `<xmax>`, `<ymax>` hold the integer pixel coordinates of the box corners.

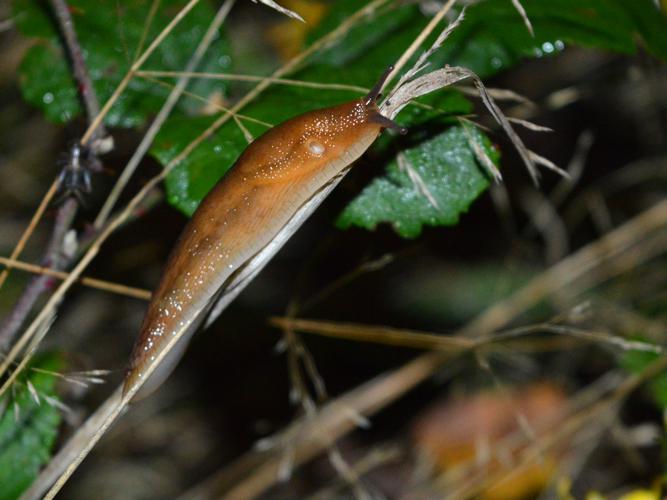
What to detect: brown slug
<box><xmin>124</xmin><ymin>68</ymin><xmax>405</xmax><ymax>400</ymax></box>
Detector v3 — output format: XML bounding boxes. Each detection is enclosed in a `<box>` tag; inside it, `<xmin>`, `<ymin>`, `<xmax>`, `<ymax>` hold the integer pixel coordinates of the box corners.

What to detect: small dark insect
<box><xmin>56</xmin><ymin>142</ymin><xmax>97</xmax><ymax>204</ymax></box>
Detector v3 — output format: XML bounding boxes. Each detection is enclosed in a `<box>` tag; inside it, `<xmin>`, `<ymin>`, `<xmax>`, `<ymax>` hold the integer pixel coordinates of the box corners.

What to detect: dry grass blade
<box><xmin>0</xmin><ymin>256</ymin><xmax>151</xmax><ymax>300</ymax></box>
<box><xmin>136</xmin><ymin>70</ymin><xmax>369</xmax><ymax>93</ymax></box>
<box><xmin>511</xmin><ymin>0</ymin><xmax>534</xmax><ymax>36</ymax></box>
<box><xmin>459</xmin><ymin>85</ymin><xmax>534</xmax><ymax>105</ymax></box>
<box><xmin>132</xmin><ymin>0</ymin><xmax>162</xmax><ymax>61</ymax></box>
<box><xmin>383</xmin><ymin>0</ymin><xmax>458</xmax><ymax>91</ymax></box>
<box><xmin>137</xmin><ymin>75</ymin><xmax>274</xmax><ymax>127</ymax></box>
<box><xmin>270</xmin><ymin>317</ymin><xmax>475</xmax><ymax>351</ymax></box>
<box><xmin>508</xmin><ymin>117</ymin><xmax>553</xmax><ymax>132</ymax></box>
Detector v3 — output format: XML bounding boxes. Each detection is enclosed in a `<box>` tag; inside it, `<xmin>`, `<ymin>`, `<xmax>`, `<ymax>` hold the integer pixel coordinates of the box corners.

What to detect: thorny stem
<box><xmin>0</xmin><ymin>199</ymin><xmax>78</xmax><ymax>348</ymax></box>
<box><xmin>48</xmin><ymin>0</ymin><xmax>106</xmax><ymax>141</ymax></box>
<box><xmin>0</xmin><ymin>0</ymin><xmax>184</xmax><ymax>352</ymax></box>
<box><xmin>0</xmin><ymin>0</ymin><xmax>115</xmax><ymax>347</ymax></box>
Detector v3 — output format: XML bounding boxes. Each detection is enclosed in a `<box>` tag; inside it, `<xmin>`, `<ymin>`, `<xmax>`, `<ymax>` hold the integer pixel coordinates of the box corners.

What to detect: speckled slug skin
<box><xmin>124</xmin><ymin>97</ymin><xmax>394</xmax><ymax>400</ymax></box>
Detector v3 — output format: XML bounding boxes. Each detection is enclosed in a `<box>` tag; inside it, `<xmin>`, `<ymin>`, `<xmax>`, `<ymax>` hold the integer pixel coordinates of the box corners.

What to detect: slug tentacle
<box><xmin>368</xmin><ymin>112</ymin><xmax>408</xmax><ymax>135</ymax></box>
<box><xmin>365</xmin><ymin>65</ymin><xmax>394</xmax><ymax>105</ymax></box>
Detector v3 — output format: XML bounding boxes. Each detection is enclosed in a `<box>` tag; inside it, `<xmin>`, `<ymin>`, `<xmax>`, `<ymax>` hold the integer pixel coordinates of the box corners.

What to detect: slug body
<box><xmin>124</xmin><ymin>72</ymin><xmax>403</xmax><ymax>400</ymax></box>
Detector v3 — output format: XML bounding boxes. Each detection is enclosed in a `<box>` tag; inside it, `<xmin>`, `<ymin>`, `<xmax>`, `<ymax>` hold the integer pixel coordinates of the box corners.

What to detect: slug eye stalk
<box><xmin>364</xmin><ymin>65</ymin><xmax>407</xmax><ymax>135</ymax></box>
<box><xmin>369</xmin><ymin>112</ymin><xmax>408</xmax><ymax>135</ymax></box>
<box><xmin>365</xmin><ymin>65</ymin><xmax>394</xmax><ymax>105</ymax></box>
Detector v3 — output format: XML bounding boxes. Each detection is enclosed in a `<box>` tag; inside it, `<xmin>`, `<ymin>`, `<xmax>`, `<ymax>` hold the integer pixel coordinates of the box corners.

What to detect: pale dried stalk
<box><xmin>137</xmin><ymin>75</ymin><xmax>274</xmax><ymax>127</ymax></box>
<box><xmin>383</xmin><ymin>66</ymin><xmax>542</xmax><ymax>183</ymax></box>
<box><xmin>0</xmin><ymin>256</ymin><xmax>151</xmax><ymax>300</ymax></box>
<box><xmin>136</xmin><ymin>70</ymin><xmax>368</xmax><ymax>93</ymax></box>
<box><xmin>511</xmin><ymin>0</ymin><xmax>534</xmax><ymax>36</ymax></box>
<box><xmin>389</xmin><ymin>5</ymin><xmax>466</xmax><ymax>96</ymax></box>
<box><xmin>383</xmin><ymin>0</ymin><xmax>458</xmax><ymax>91</ymax></box>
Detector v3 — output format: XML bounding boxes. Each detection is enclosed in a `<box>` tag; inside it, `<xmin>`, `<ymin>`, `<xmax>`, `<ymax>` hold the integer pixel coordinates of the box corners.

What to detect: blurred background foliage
<box><xmin>1</xmin><ymin>0</ymin><xmax>667</xmax><ymax>498</ymax></box>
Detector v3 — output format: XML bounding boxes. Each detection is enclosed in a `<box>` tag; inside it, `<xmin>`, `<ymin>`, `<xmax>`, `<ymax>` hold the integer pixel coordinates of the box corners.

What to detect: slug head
<box><xmin>240</xmin><ymin>67</ymin><xmax>406</xmax><ymax>185</ymax></box>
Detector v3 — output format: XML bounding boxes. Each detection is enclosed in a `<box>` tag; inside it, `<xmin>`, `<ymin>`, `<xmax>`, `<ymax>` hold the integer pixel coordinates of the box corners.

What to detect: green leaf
<box><xmin>308</xmin><ymin>0</ymin><xmax>667</xmax><ymax>82</ymax></box>
<box><xmin>432</xmin><ymin>0</ymin><xmax>667</xmax><ymax>78</ymax></box>
<box><xmin>615</xmin><ymin>0</ymin><xmax>667</xmax><ymax>59</ymax></box>
<box><xmin>306</xmin><ymin>1</ymin><xmax>426</xmax><ymax>80</ymax></box>
<box><xmin>13</xmin><ymin>0</ymin><xmax>232</xmax><ymax>126</ymax></box>
<box><xmin>621</xmin><ymin>347</ymin><xmax>667</xmax><ymax>410</ymax></box>
<box><xmin>154</xmin><ymin>0</ymin><xmax>666</xmax><ymax>224</ymax></box>
<box><xmin>0</xmin><ymin>355</ymin><xmax>63</xmax><ymax>500</ymax></box>
<box><xmin>155</xmin><ymin>115</ymin><xmax>249</xmax><ymax>216</ymax></box>
<box><xmin>337</xmin><ymin>125</ymin><xmax>497</xmax><ymax>238</ymax></box>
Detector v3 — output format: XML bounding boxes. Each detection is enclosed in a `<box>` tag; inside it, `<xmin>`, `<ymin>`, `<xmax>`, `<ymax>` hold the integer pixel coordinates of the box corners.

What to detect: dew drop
<box><xmin>542</xmin><ymin>41</ymin><xmax>555</xmax><ymax>54</ymax></box>
<box><xmin>43</xmin><ymin>92</ymin><xmax>54</xmax><ymax>104</ymax></box>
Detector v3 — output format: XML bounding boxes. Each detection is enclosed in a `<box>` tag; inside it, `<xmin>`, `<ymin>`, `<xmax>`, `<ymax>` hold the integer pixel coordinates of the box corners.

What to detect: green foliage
<box><xmin>621</xmin><ymin>347</ymin><xmax>667</xmax><ymax>410</ymax></box>
<box><xmin>156</xmin><ymin>64</ymin><xmax>472</xmax><ymax>217</ymax></box>
<box><xmin>433</xmin><ymin>0</ymin><xmax>667</xmax><ymax>78</ymax></box>
<box><xmin>0</xmin><ymin>355</ymin><xmax>63</xmax><ymax>500</ymax></box>
<box><xmin>157</xmin><ymin>0</ymin><xmax>667</xmax><ymax>232</ymax></box>
<box><xmin>13</xmin><ymin>0</ymin><xmax>667</xmax><ymax>235</ymax></box>
<box><xmin>308</xmin><ymin>0</ymin><xmax>667</xmax><ymax>79</ymax></box>
<box><xmin>13</xmin><ymin>0</ymin><xmax>231</xmax><ymax>126</ymax></box>
<box><xmin>337</xmin><ymin>125</ymin><xmax>497</xmax><ymax>238</ymax></box>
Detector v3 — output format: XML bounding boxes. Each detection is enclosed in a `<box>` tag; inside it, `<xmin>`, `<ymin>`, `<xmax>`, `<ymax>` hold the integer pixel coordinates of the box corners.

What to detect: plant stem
<box><xmin>48</xmin><ymin>0</ymin><xmax>106</xmax><ymax>141</ymax></box>
<box><xmin>0</xmin><ymin>0</ymin><xmax>108</xmax><ymax>346</ymax></box>
<box><xmin>0</xmin><ymin>199</ymin><xmax>78</xmax><ymax>348</ymax></box>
